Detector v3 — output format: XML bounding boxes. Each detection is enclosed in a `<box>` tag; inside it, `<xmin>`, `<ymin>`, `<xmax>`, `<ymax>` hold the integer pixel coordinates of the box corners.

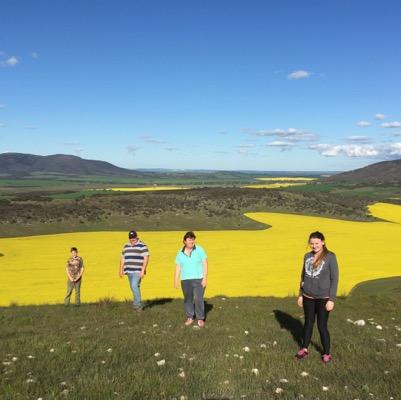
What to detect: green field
<box><xmin>1</xmin><ymin>279</ymin><xmax>400</xmax><ymax>399</ymax></box>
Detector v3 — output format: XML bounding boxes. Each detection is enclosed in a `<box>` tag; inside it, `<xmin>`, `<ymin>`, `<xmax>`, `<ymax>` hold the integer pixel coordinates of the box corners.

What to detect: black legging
<box><xmin>302</xmin><ymin>296</ymin><xmax>331</xmax><ymax>354</ymax></box>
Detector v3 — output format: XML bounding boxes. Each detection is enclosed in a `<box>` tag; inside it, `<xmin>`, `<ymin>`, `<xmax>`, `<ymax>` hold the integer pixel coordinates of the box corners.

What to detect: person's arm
<box><xmin>66</xmin><ymin>264</ymin><xmax>74</xmax><ymax>282</ymax></box>
<box><xmin>174</xmin><ymin>264</ymin><xmax>181</xmax><ymax>289</ymax></box>
<box><xmin>140</xmin><ymin>255</ymin><xmax>149</xmax><ymax>278</ymax></box>
<box><xmin>326</xmin><ymin>253</ymin><xmax>339</xmax><ymax>311</ymax></box>
<box><xmin>201</xmin><ymin>259</ymin><xmax>208</xmax><ymax>288</ymax></box>
<box><xmin>75</xmin><ymin>258</ymin><xmax>84</xmax><ymax>281</ymax></box>
<box><xmin>297</xmin><ymin>259</ymin><xmax>305</xmax><ymax>307</ymax></box>
<box><xmin>119</xmin><ymin>255</ymin><xmax>124</xmax><ymax>278</ymax></box>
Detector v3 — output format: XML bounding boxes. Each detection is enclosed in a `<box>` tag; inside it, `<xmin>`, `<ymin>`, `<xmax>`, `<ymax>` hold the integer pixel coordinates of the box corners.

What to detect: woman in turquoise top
<box><xmin>174</xmin><ymin>231</ymin><xmax>208</xmax><ymax>327</ymax></box>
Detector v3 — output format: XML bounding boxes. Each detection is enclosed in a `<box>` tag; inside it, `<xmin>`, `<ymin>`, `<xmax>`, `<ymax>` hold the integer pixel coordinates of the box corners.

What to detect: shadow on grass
<box><xmin>273</xmin><ymin>310</ymin><xmax>323</xmax><ymax>353</ymax></box>
<box><xmin>145</xmin><ymin>298</ymin><xmax>174</xmax><ymax>309</ymax></box>
<box><xmin>205</xmin><ymin>301</ymin><xmax>214</xmax><ymax>320</ymax></box>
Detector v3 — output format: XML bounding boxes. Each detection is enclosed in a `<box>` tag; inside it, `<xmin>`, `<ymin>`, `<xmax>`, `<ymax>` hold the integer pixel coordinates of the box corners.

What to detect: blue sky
<box><xmin>1</xmin><ymin>0</ymin><xmax>401</xmax><ymax>171</ymax></box>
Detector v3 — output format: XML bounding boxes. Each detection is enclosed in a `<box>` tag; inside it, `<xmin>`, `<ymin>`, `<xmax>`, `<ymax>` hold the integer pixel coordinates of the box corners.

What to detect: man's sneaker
<box><xmin>197</xmin><ymin>319</ymin><xmax>205</xmax><ymax>328</ymax></box>
<box><xmin>184</xmin><ymin>318</ymin><xmax>194</xmax><ymax>326</ymax></box>
<box><xmin>133</xmin><ymin>306</ymin><xmax>143</xmax><ymax>312</ymax></box>
<box><xmin>322</xmin><ymin>354</ymin><xmax>332</xmax><ymax>363</ymax></box>
<box><xmin>295</xmin><ymin>348</ymin><xmax>309</xmax><ymax>359</ymax></box>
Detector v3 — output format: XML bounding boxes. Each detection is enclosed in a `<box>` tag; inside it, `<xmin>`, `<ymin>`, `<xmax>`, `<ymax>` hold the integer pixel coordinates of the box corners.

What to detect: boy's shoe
<box><xmin>197</xmin><ymin>319</ymin><xmax>205</xmax><ymax>328</ymax></box>
<box><xmin>184</xmin><ymin>318</ymin><xmax>194</xmax><ymax>326</ymax></box>
<box><xmin>295</xmin><ymin>348</ymin><xmax>309</xmax><ymax>359</ymax></box>
<box><xmin>322</xmin><ymin>354</ymin><xmax>332</xmax><ymax>363</ymax></box>
<box><xmin>133</xmin><ymin>306</ymin><xmax>143</xmax><ymax>312</ymax></box>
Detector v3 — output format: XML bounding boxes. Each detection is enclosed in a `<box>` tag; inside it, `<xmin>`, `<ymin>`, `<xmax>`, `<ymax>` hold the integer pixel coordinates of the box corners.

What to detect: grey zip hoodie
<box><xmin>299</xmin><ymin>251</ymin><xmax>339</xmax><ymax>301</ymax></box>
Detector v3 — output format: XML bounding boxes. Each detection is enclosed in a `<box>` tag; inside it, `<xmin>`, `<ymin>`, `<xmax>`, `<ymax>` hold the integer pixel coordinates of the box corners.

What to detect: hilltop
<box><xmin>325</xmin><ymin>159</ymin><xmax>401</xmax><ymax>184</ymax></box>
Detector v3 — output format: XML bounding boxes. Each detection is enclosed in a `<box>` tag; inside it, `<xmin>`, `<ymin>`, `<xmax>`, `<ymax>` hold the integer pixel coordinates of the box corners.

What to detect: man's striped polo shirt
<box><xmin>122</xmin><ymin>239</ymin><xmax>149</xmax><ymax>274</ymax></box>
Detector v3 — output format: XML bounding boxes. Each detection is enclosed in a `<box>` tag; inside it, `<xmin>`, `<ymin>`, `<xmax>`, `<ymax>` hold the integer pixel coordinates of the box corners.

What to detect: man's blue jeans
<box><xmin>127</xmin><ymin>272</ymin><xmax>142</xmax><ymax>308</ymax></box>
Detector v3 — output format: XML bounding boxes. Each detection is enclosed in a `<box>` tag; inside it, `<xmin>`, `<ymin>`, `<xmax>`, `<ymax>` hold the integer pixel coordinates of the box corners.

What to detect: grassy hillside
<box><xmin>1</xmin><ymin>288</ymin><xmax>400</xmax><ymax>399</ymax></box>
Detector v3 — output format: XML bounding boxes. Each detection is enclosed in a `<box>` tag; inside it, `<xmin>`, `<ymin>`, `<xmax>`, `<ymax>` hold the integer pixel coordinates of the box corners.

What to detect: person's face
<box><xmin>184</xmin><ymin>237</ymin><xmax>195</xmax><ymax>249</ymax></box>
<box><xmin>71</xmin><ymin>250</ymin><xmax>78</xmax><ymax>258</ymax></box>
<box><xmin>129</xmin><ymin>237</ymin><xmax>138</xmax><ymax>245</ymax></box>
<box><xmin>309</xmin><ymin>238</ymin><xmax>324</xmax><ymax>253</ymax></box>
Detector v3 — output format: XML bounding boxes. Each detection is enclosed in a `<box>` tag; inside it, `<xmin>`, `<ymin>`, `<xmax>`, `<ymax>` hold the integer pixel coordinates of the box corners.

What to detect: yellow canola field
<box><xmin>0</xmin><ymin>202</ymin><xmax>400</xmax><ymax>306</ymax></box>
<box><xmin>106</xmin><ymin>187</ymin><xmax>189</xmax><ymax>191</ymax></box>
<box><xmin>244</xmin><ymin>183</ymin><xmax>306</xmax><ymax>189</ymax></box>
<box><xmin>255</xmin><ymin>177</ymin><xmax>318</xmax><ymax>181</ymax></box>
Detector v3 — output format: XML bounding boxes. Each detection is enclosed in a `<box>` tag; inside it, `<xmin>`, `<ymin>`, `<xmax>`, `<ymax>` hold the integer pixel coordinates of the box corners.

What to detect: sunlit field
<box><xmin>244</xmin><ymin>183</ymin><xmax>306</xmax><ymax>189</ymax></box>
<box><xmin>105</xmin><ymin>186</ymin><xmax>189</xmax><ymax>191</ymax></box>
<box><xmin>1</xmin><ymin>202</ymin><xmax>400</xmax><ymax>306</ymax></box>
<box><xmin>255</xmin><ymin>177</ymin><xmax>318</xmax><ymax>181</ymax></box>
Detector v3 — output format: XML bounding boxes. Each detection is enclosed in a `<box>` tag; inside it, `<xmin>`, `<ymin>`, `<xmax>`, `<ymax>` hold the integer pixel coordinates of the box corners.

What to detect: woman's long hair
<box><xmin>309</xmin><ymin>231</ymin><xmax>329</xmax><ymax>268</ymax></box>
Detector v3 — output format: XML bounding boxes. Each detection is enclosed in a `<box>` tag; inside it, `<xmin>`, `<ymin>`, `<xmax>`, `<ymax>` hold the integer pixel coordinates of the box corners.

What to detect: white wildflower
<box><xmin>346</xmin><ymin>318</ymin><xmax>354</xmax><ymax>323</ymax></box>
<box><xmin>27</xmin><ymin>355</ymin><xmax>35</xmax><ymax>359</ymax></box>
<box><xmin>119</xmin><ymin>321</ymin><xmax>125</xmax><ymax>325</ymax></box>
<box><xmin>260</xmin><ymin>344</ymin><xmax>267</xmax><ymax>348</ymax></box>
<box><xmin>12</xmin><ymin>357</ymin><xmax>18</xmax><ymax>362</ymax></box>
<box><xmin>225</xmin><ymin>354</ymin><xmax>229</xmax><ymax>357</ymax></box>
<box><xmin>243</xmin><ymin>346</ymin><xmax>250</xmax><ymax>352</ymax></box>
<box><xmin>141</xmin><ymin>331</ymin><xmax>146</xmax><ymax>334</ymax></box>
<box><xmin>244</xmin><ymin>330</ymin><xmax>249</xmax><ymax>335</ymax></box>
<box><xmin>233</xmin><ymin>354</ymin><xmax>239</xmax><ymax>358</ymax></box>
<box><xmin>354</xmin><ymin>320</ymin><xmax>365</xmax><ymax>326</ymax></box>
<box><xmin>275</xmin><ymin>387</ymin><xmax>283</xmax><ymax>394</ymax></box>
<box><xmin>49</xmin><ymin>348</ymin><xmax>55</xmax><ymax>353</ymax></box>
<box><xmin>223</xmin><ymin>380</ymin><xmax>229</xmax><ymax>385</ymax></box>
<box><xmin>180</xmin><ymin>396</ymin><xmax>186</xmax><ymax>400</ymax></box>
<box><xmin>179</xmin><ymin>353</ymin><xmax>186</xmax><ymax>359</ymax></box>
<box><xmin>376</xmin><ymin>325</ymin><xmax>383</xmax><ymax>330</ymax></box>
<box><xmin>178</xmin><ymin>371</ymin><xmax>186</xmax><ymax>378</ymax></box>
<box><xmin>154</xmin><ymin>352</ymin><xmax>160</xmax><ymax>357</ymax></box>
<box><xmin>221</xmin><ymin>297</ymin><xmax>226</xmax><ymax>300</ymax></box>
<box><xmin>101</xmin><ymin>360</ymin><xmax>106</xmax><ymax>364</ymax></box>
<box><xmin>157</xmin><ymin>359</ymin><xmax>166</xmax><ymax>366</ymax></box>
<box><xmin>60</xmin><ymin>389</ymin><xmax>69</xmax><ymax>396</ymax></box>
<box><xmin>300</xmin><ymin>371</ymin><xmax>309</xmax><ymax>377</ymax></box>
<box><xmin>322</xmin><ymin>386</ymin><xmax>329</xmax><ymax>391</ymax></box>
<box><xmin>72</xmin><ymin>350</ymin><xmax>77</xmax><ymax>353</ymax></box>
<box><xmin>384</xmin><ymin>370</ymin><xmax>389</xmax><ymax>375</ymax></box>
<box><xmin>280</xmin><ymin>378</ymin><xmax>288</xmax><ymax>383</ymax></box>
<box><xmin>26</xmin><ymin>378</ymin><xmax>35</xmax><ymax>383</ymax></box>
<box><xmin>273</xmin><ymin>341</ymin><xmax>277</xmax><ymax>346</ymax></box>
<box><xmin>80</xmin><ymin>326</ymin><xmax>86</xmax><ymax>330</ymax></box>
<box><xmin>239</xmin><ymin>355</ymin><xmax>244</xmax><ymax>360</ymax></box>
<box><xmin>153</xmin><ymin>324</ymin><xmax>158</xmax><ymax>328</ymax></box>
<box><xmin>60</xmin><ymin>382</ymin><xmax>67</xmax><ymax>387</ymax></box>
<box><xmin>251</xmin><ymin>368</ymin><xmax>259</xmax><ymax>375</ymax></box>
<box><xmin>2</xmin><ymin>361</ymin><xmax>11</xmax><ymax>366</ymax></box>
<box><xmin>107</xmin><ymin>348</ymin><xmax>112</xmax><ymax>352</ymax></box>
<box><xmin>396</xmin><ymin>344</ymin><xmax>401</xmax><ymax>347</ymax></box>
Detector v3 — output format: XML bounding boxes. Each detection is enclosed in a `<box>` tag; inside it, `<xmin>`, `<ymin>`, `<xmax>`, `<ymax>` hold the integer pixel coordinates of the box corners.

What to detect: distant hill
<box><xmin>0</xmin><ymin>153</ymin><xmax>138</xmax><ymax>177</ymax></box>
<box><xmin>324</xmin><ymin>159</ymin><xmax>401</xmax><ymax>184</ymax></box>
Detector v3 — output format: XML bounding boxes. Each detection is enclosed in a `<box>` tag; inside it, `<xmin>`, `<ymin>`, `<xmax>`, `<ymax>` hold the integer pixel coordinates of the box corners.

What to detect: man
<box><xmin>64</xmin><ymin>247</ymin><xmax>84</xmax><ymax>306</ymax></box>
<box><xmin>174</xmin><ymin>231</ymin><xmax>208</xmax><ymax>327</ymax></box>
<box><xmin>119</xmin><ymin>230</ymin><xmax>149</xmax><ymax>311</ymax></box>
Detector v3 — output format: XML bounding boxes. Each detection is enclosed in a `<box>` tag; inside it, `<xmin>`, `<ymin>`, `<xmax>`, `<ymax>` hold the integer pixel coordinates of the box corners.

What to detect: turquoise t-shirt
<box><xmin>175</xmin><ymin>245</ymin><xmax>207</xmax><ymax>280</ymax></box>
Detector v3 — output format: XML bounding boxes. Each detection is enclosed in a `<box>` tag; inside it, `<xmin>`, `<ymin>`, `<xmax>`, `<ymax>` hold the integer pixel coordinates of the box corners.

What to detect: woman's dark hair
<box><xmin>183</xmin><ymin>231</ymin><xmax>196</xmax><ymax>241</ymax></box>
<box><xmin>70</xmin><ymin>247</ymin><xmax>78</xmax><ymax>252</ymax></box>
<box><xmin>308</xmin><ymin>231</ymin><xmax>329</xmax><ymax>268</ymax></box>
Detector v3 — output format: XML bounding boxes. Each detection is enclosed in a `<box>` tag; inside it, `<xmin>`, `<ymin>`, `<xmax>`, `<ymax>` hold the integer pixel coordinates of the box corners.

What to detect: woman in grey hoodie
<box><xmin>296</xmin><ymin>231</ymin><xmax>339</xmax><ymax>363</ymax></box>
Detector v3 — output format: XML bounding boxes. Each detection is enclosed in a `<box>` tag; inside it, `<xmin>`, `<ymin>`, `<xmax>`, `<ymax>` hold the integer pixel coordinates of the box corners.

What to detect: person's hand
<box><xmin>140</xmin><ymin>271</ymin><xmax>145</xmax><ymax>279</ymax></box>
<box><xmin>297</xmin><ymin>296</ymin><xmax>303</xmax><ymax>307</ymax></box>
<box><xmin>326</xmin><ymin>300</ymin><xmax>334</xmax><ymax>311</ymax></box>
<box><xmin>119</xmin><ymin>271</ymin><xmax>124</xmax><ymax>278</ymax></box>
<box><xmin>174</xmin><ymin>281</ymin><xmax>179</xmax><ymax>289</ymax></box>
<box><xmin>201</xmin><ymin>278</ymin><xmax>207</xmax><ymax>288</ymax></box>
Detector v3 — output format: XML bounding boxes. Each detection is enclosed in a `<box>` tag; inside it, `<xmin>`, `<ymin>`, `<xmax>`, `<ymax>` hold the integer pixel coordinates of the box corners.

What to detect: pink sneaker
<box><xmin>184</xmin><ymin>318</ymin><xmax>194</xmax><ymax>326</ymax></box>
<box><xmin>197</xmin><ymin>319</ymin><xmax>205</xmax><ymax>328</ymax></box>
<box><xmin>322</xmin><ymin>354</ymin><xmax>332</xmax><ymax>363</ymax></box>
<box><xmin>295</xmin><ymin>348</ymin><xmax>309</xmax><ymax>359</ymax></box>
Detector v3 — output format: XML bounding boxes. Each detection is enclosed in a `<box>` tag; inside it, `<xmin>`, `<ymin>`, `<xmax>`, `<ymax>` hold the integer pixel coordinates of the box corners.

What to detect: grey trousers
<box><xmin>64</xmin><ymin>278</ymin><xmax>81</xmax><ymax>305</ymax></box>
<box><xmin>181</xmin><ymin>279</ymin><xmax>205</xmax><ymax>320</ymax></box>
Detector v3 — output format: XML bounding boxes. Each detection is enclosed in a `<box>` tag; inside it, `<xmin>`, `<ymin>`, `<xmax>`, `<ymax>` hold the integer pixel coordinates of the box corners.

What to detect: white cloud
<box><xmin>266</xmin><ymin>141</ymin><xmax>295</xmax><ymax>151</ymax></box>
<box><xmin>391</xmin><ymin>131</ymin><xmax>401</xmax><ymax>137</ymax></box>
<box><xmin>381</xmin><ymin>121</ymin><xmax>401</xmax><ymax>128</ymax></box>
<box><xmin>31</xmin><ymin>52</ymin><xmax>39</xmax><ymax>59</ymax></box>
<box><xmin>255</xmin><ymin>128</ymin><xmax>317</xmax><ymax>142</ymax></box>
<box><xmin>74</xmin><ymin>148</ymin><xmax>83</xmax><ymax>157</ymax></box>
<box><xmin>218</xmin><ymin>129</ymin><xmax>228</xmax><ymax>135</ymax></box>
<box><xmin>347</xmin><ymin>135</ymin><xmax>371</xmax><ymax>143</ymax></box>
<box><xmin>164</xmin><ymin>147</ymin><xmax>179</xmax><ymax>152</ymax></box>
<box><xmin>4</xmin><ymin>56</ymin><xmax>19</xmax><ymax>67</ymax></box>
<box><xmin>375</xmin><ymin>113</ymin><xmax>385</xmax><ymax>120</ymax></box>
<box><xmin>140</xmin><ymin>135</ymin><xmax>165</xmax><ymax>144</ymax></box>
<box><xmin>0</xmin><ymin>104</ymin><xmax>5</xmax><ymax>109</ymax></box>
<box><xmin>356</xmin><ymin>121</ymin><xmax>371</xmax><ymax>127</ymax></box>
<box><xmin>388</xmin><ymin>143</ymin><xmax>401</xmax><ymax>156</ymax></box>
<box><xmin>0</xmin><ymin>122</ymin><xmax>6</xmax><ymax>128</ymax></box>
<box><xmin>309</xmin><ymin>143</ymin><xmax>380</xmax><ymax>157</ymax></box>
<box><xmin>288</xmin><ymin>70</ymin><xmax>311</xmax><ymax>80</ymax></box>
<box><xmin>127</xmin><ymin>145</ymin><xmax>140</xmax><ymax>155</ymax></box>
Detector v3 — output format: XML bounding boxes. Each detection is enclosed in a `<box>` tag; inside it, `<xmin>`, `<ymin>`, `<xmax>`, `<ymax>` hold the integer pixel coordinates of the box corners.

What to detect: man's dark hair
<box><xmin>70</xmin><ymin>247</ymin><xmax>78</xmax><ymax>252</ymax></box>
<box><xmin>183</xmin><ymin>231</ymin><xmax>196</xmax><ymax>241</ymax></box>
<box><xmin>128</xmin><ymin>230</ymin><xmax>138</xmax><ymax>239</ymax></box>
